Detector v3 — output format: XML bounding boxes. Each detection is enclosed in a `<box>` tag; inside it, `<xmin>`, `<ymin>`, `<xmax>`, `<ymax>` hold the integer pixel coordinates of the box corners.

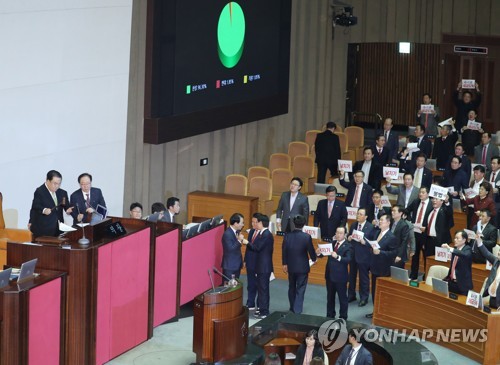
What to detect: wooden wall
<box><xmin>125</xmin><ymin>0</ymin><xmax>500</xmax><ymax>220</ymax></box>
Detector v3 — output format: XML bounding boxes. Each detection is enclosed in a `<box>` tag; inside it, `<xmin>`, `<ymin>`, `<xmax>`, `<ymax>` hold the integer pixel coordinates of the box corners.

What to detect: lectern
<box><xmin>193</xmin><ymin>283</ymin><xmax>248</xmax><ymax>363</ymax></box>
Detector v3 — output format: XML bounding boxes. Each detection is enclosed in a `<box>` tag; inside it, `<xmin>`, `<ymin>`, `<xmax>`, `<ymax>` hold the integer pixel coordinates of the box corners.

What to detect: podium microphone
<box><xmin>78</xmin><ymin>222</ymin><xmax>90</xmax><ymax>245</ymax></box>
<box><xmin>212</xmin><ymin>267</ymin><xmax>232</xmax><ymax>282</ymax></box>
<box><xmin>208</xmin><ymin>269</ymin><xmax>216</xmax><ymax>292</ymax></box>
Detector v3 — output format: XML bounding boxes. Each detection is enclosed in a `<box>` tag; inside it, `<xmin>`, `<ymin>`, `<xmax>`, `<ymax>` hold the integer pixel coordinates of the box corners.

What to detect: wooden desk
<box><xmin>373</xmin><ymin>277</ymin><xmax>500</xmax><ymax>365</ymax></box>
<box><xmin>0</xmin><ymin>270</ymin><xmax>66</xmax><ymax>365</ymax></box>
<box><xmin>187</xmin><ymin>191</ymin><xmax>258</xmax><ymax>223</ymax></box>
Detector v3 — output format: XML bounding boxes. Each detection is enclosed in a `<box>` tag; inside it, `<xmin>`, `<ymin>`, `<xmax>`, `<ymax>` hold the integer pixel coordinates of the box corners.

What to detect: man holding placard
<box><xmin>317</xmin><ymin>226</ymin><xmax>352</xmax><ymax>320</ymax></box>
<box><xmin>314</xmin><ymin>121</ymin><xmax>341</xmax><ymax>184</ymax></box>
<box><xmin>424</xmin><ymin>195</ymin><xmax>453</xmax><ymax>259</ymax></box>
<box><xmin>441</xmin><ymin>231</ymin><xmax>473</xmax><ymax>295</ymax></box>
<box><xmin>475</xmin><ymin>236</ymin><xmax>500</xmax><ymax>309</ymax></box>
<box><xmin>460</xmin><ymin>110</ymin><xmax>483</xmax><ymax>156</ymax></box>
<box><xmin>414</xmin><ymin>124</ymin><xmax>433</xmax><ymax>159</ymax></box>
<box><xmin>340</xmin><ymin>170</ymin><xmax>373</xmax><ymax>209</ymax></box>
<box><xmin>313</xmin><ymin>185</ymin><xmax>347</xmax><ymax>240</ymax></box>
<box><xmin>410</xmin><ymin>153</ymin><xmax>433</xmax><ymax>189</ymax></box>
<box><xmin>347</xmin><ymin>208</ymin><xmax>375</xmax><ymax>306</ymax></box>
<box><xmin>372</xmin><ymin>134</ymin><xmax>391</xmax><ymax>165</ymax></box>
<box><xmin>432</xmin><ymin>124</ymin><xmax>458</xmax><ymax>170</ymax></box>
<box><xmin>385</xmin><ymin>172</ymin><xmax>419</xmax><ymax>208</ymax></box>
<box><xmin>474</xmin><ymin>132</ymin><xmax>499</xmax><ymax>172</ymax></box>
<box><xmin>453</xmin><ymin>80</ymin><xmax>482</xmax><ymax>132</ymax></box>
<box><xmin>471</xmin><ymin>209</ymin><xmax>497</xmax><ymax>264</ymax></box>
<box><xmin>366</xmin><ymin>189</ymin><xmax>391</xmax><ymax>229</ymax></box>
<box><xmin>417</xmin><ymin>93</ymin><xmax>440</xmax><ymax>137</ymax></box>
<box><xmin>349</xmin><ymin>147</ymin><xmax>382</xmax><ymax>190</ymax></box>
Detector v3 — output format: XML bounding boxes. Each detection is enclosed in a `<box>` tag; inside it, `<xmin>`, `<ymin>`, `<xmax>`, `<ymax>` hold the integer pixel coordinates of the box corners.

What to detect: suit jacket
<box><xmin>408</xmin><ymin>198</ymin><xmax>433</xmax><ymax>227</ymax></box>
<box><xmin>445</xmin><ymin>245</ymin><xmax>473</xmax><ymax>294</ymax></box>
<box><xmin>370</xmin><ymin>231</ymin><xmax>399</xmax><ymax>277</ymax></box>
<box><xmin>350</xmin><ymin>160</ymin><xmax>382</xmax><ymax>190</ymax></box>
<box><xmin>432</xmin><ymin>132</ymin><xmax>458</xmax><ymax>169</ymax></box>
<box><xmin>391</xmin><ymin>219</ymin><xmax>410</xmax><ymax>262</ymax></box>
<box><xmin>294</xmin><ymin>344</ymin><xmax>324</xmax><ymax>365</ymax></box>
<box><xmin>410</xmin><ymin>166</ymin><xmax>433</xmax><ymax>189</ymax></box>
<box><xmin>366</xmin><ymin>204</ymin><xmax>391</xmax><ymax>226</ymax></box>
<box><xmin>335</xmin><ymin>344</ymin><xmax>373</xmax><ymax>365</ymax></box>
<box><xmin>474</xmin><ymin>143</ymin><xmax>500</xmax><ymax>171</ymax></box>
<box><xmin>314</xmin><ymin>130</ymin><xmax>341</xmax><ymax>167</ymax></box>
<box><xmin>486</xmin><ymin>170</ymin><xmax>500</xmax><ymax>204</ymax></box>
<box><xmin>276</xmin><ymin>191</ymin><xmax>309</xmax><ymax>232</ymax></box>
<box><xmin>379</xmin><ymin>129</ymin><xmax>399</xmax><ymax>160</ymax></box>
<box><xmin>29</xmin><ymin>184</ymin><xmax>69</xmax><ymax>238</ymax></box>
<box><xmin>324</xmin><ymin>240</ymin><xmax>352</xmax><ymax>283</ymax></box>
<box><xmin>416</xmin><ymin>135</ymin><xmax>433</xmax><ymax>159</ymax></box>
<box><xmin>69</xmin><ymin>187</ymin><xmax>106</xmax><ymax>225</ymax></box>
<box><xmin>386</xmin><ymin>184</ymin><xmax>419</xmax><ymax>208</ymax></box>
<box><xmin>470</xmin><ymin>222</ymin><xmax>497</xmax><ymax>264</ymax></box>
<box><xmin>221</xmin><ymin>227</ymin><xmax>243</xmax><ymax>271</ymax></box>
<box><xmin>477</xmin><ymin>244</ymin><xmax>500</xmax><ymax>299</ymax></box>
<box><xmin>348</xmin><ymin>221</ymin><xmax>375</xmax><ymax>264</ymax></box>
<box><xmin>248</xmin><ymin>229</ymin><xmax>274</xmax><ymax>273</ymax></box>
<box><xmin>446</xmin><ymin>154</ymin><xmax>471</xmax><ymax>178</ymax></box>
<box><xmin>313</xmin><ymin>199</ymin><xmax>347</xmax><ymax>239</ymax></box>
<box><xmin>339</xmin><ymin>180</ymin><xmax>373</xmax><ymax>208</ymax></box>
<box><xmin>282</xmin><ymin>230</ymin><xmax>317</xmax><ymax>274</ymax></box>
<box><xmin>244</xmin><ymin>229</ymin><xmax>259</xmax><ymax>271</ymax></box>
<box><xmin>425</xmin><ymin>203</ymin><xmax>454</xmax><ymax>244</ymax></box>
<box><xmin>453</xmin><ymin>90</ymin><xmax>482</xmax><ymax>131</ymax></box>
<box><xmin>372</xmin><ymin>145</ymin><xmax>391</xmax><ymax>165</ymax></box>
<box><xmin>443</xmin><ymin>168</ymin><xmax>469</xmax><ymax>196</ymax></box>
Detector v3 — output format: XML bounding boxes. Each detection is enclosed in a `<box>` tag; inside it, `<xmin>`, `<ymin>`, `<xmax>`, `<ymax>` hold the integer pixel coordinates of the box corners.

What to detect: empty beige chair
<box><xmin>307</xmin><ymin>194</ymin><xmax>325</xmax><ymax>212</ymax></box>
<box><xmin>248</xmin><ymin>176</ymin><xmax>274</xmax><ymax>216</ymax></box>
<box><xmin>335</xmin><ymin>132</ymin><xmax>355</xmax><ymax>161</ymax></box>
<box><xmin>425</xmin><ymin>265</ymin><xmax>449</xmax><ymax>286</ymax></box>
<box><xmin>269</xmin><ymin>153</ymin><xmax>291</xmax><ymax>172</ymax></box>
<box><xmin>271</xmin><ymin>168</ymin><xmax>294</xmax><ymax>206</ymax></box>
<box><xmin>288</xmin><ymin>141</ymin><xmax>309</xmax><ymax>164</ymax></box>
<box><xmin>224</xmin><ymin>174</ymin><xmax>248</xmax><ymax>196</ymax></box>
<box><xmin>344</xmin><ymin>126</ymin><xmax>365</xmax><ymax>160</ymax></box>
<box><xmin>293</xmin><ymin>156</ymin><xmax>316</xmax><ymax>193</ymax></box>
<box><xmin>305</xmin><ymin>130</ymin><xmax>321</xmax><ymax>147</ymax></box>
<box><xmin>331</xmin><ymin>178</ymin><xmax>348</xmax><ymax>195</ymax></box>
<box><xmin>247</xmin><ymin>166</ymin><xmax>270</xmax><ymax>188</ymax></box>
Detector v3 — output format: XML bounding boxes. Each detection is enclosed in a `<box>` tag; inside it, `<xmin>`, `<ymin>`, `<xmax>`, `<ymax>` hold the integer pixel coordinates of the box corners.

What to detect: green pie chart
<box><xmin>217</xmin><ymin>2</ymin><xmax>245</xmax><ymax>68</ymax></box>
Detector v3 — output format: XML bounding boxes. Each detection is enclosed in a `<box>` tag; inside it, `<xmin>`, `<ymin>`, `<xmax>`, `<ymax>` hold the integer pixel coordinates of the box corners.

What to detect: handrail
<box><xmin>349</xmin><ymin>111</ymin><xmax>383</xmax><ymax>131</ymax></box>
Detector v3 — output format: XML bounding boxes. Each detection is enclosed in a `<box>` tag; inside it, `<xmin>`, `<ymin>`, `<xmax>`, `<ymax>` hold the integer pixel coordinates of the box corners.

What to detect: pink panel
<box><xmin>96</xmin><ymin>244</ymin><xmax>113</xmax><ymax>365</ymax></box>
<box><xmin>109</xmin><ymin>228</ymin><xmax>150</xmax><ymax>358</ymax></box>
<box><xmin>28</xmin><ymin>277</ymin><xmax>61</xmax><ymax>365</ymax></box>
<box><xmin>153</xmin><ymin>229</ymin><xmax>179</xmax><ymax>327</ymax></box>
<box><xmin>180</xmin><ymin>225</ymin><xmax>225</xmax><ymax>304</ymax></box>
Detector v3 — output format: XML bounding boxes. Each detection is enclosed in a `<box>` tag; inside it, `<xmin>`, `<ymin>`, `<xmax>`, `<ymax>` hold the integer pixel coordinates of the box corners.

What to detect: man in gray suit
<box><xmin>474</xmin><ymin>132</ymin><xmax>499</xmax><ymax>172</ymax></box>
<box><xmin>276</xmin><ymin>177</ymin><xmax>310</xmax><ymax>232</ymax></box>
<box><xmin>385</xmin><ymin>172</ymin><xmax>419</xmax><ymax>208</ymax></box>
<box><xmin>163</xmin><ymin>196</ymin><xmax>180</xmax><ymax>223</ymax></box>
<box><xmin>476</xmin><ymin>237</ymin><xmax>500</xmax><ymax>309</ymax></box>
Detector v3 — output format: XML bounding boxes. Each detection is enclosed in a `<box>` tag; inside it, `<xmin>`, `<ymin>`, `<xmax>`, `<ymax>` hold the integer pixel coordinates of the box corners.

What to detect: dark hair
<box><xmin>78</xmin><ymin>173</ymin><xmax>92</xmax><ymax>183</ymax></box>
<box><xmin>423</xmin><ymin>93</ymin><xmax>432</xmax><ymax>100</ymax></box>
<box><xmin>372</xmin><ymin>189</ymin><xmax>383</xmax><ymax>196</ymax></box>
<box><xmin>376</xmin><ymin>134</ymin><xmax>385</xmax><ymax>141</ymax></box>
<box><xmin>455</xmin><ymin>142</ymin><xmax>464</xmax><ymax>149</ymax></box>
<box><xmin>336</xmin><ymin>226</ymin><xmax>347</xmax><ymax>235</ymax></box>
<box><xmin>407</xmin><ymin>135</ymin><xmax>418</xmax><ymax>143</ymax></box>
<box><xmin>469</xmin><ymin>109</ymin><xmax>477</xmax><ymax>115</ymax></box>
<box><xmin>357</xmin><ymin>207</ymin><xmax>367</xmax><ymax>216</ymax></box>
<box><xmin>151</xmin><ymin>202</ymin><xmax>166</xmax><ymax>214</ymax></box>
<box><xmin>480</xmin><ymin>181</ymin><xmax>492</xmax><ymax>194</ymax></box>
<box><xmin>416</xmin><ymin>124</ymin><xmax>425</xmax><ymax>133</ymax></box>
<box><xmin>230</xmin><ymin>213</ymin><xmax>244</xmax><ymax>225</ymax></box>
<box><xmin>252</xmin><ymin>212</ymin><xmax>262</xmax><ymax>219</ymax></box>
<box><xmin>263</xmin><ymin>352</ymin><xmax>281</xmax><ymax>365</ymax></box>
<box><xmin>480</xmin><ymin>208</ymin><xmax>492</xmax><ymax>218</ymax></box>
<box><xmin>353</xmin><ymin>169</ymin><xmax>365</xmax><ymax>177</ymax></box>
<box><xmin>310</xmin><ymin>357</ymin><xmax>324</xmax><ymax>365</ymax></box>
<box><xmin>403</xmin><ymin>172</ymin><xmax>413</xmax><ymax>180</ymax></box>
<box><xmin>419</xmin><ymin>186</ymin><xmax>430</xmax><ymax>193</ymax></box>
<box><xmin>257</xmin><ymin>214</ymin><xmax>270</xmax><ymax>228</ymax></box>
<box><xmin>302</xmin><ymin>329</ymin><xmax>322</xmax><ymax>351</ymax></box>
<box><xmin>455</xmin><ymin>230</ymin><xmax>467</xmax><ymax>240</ymax></box>
<box><xmin>325</xmin><ymin>185</ymin><xmax>337</xmax><ymax>194</ymax></box>
<box><xmin>46</xmin><ymin>170</ymin><xmax>62</xmax><ymax>181</ymax></box>
<box><xmin>326</xmin><ymin>121</ymin><xmax>336</xmax><ymax>129</ymax></box>
<box><xmin>379</xmin><ymin>213</ymin><xmax>393</xmax><ymax>226</ymax></box>
<box><xmin>130</xmin><ymin>202</ymin><xmax>143</xmax><ymax>211</ymax></box>
<box><xmin>482</xmin><ymin>132</ymin><xmax>492</xmax><ymax>139</ymax></box>
<box><xmin>451</xmin><ymin>155</ymin><xmax>462</xmax><ymax>165</ymax></box>
<box><xmin>392</xmin><ymin>205</ymin><xmax>404</xmax><ymax>214</ymax></box>
<box><xmin>491</xmin><ymin>156</ymin><xmax>500</xmax><ymax>164</ymax></box>
<box><xmin>291</xmin><ymin>177</ymin><xmax>303</xmax><ymax>187</ymax></box>
<box><xmin>363</xmin><ymin>146</ymin><xmax>374</xmax><ymax>154</ymax></box>
<box><xmin>166</xmin><ymin>196</ymin><xmax>180</xmax><ymax>209</ymax></box>
<box><xmin>293</xmin><ymin>215</ymin><xmax>306</xmax><ymax>229</ymax></box>
<box><xmin>416</xmin><ymin>152</ymin><xmax>427</xmax><ymax>161</ymax></box>
<box><xmin>473</xmin><ymin>165</ymin><xmax>486</xmax><ymax>173</ymax></box>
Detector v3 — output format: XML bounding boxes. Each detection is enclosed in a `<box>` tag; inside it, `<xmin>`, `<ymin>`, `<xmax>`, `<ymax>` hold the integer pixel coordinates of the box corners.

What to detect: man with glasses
<box><xmin>276</xmin><ymin>177</ymin><xmax>309</xmax><ymax>232</ymax></box>
<box><xmin>69</xmin><ymin>172</ymin><xmax>106</xmax><ymax>225</ymax></box>
<box><xmin>313</xmin><ymin>185</ymin><xmax>347</xmax><ymax>240</ymax></box>
<box><xmin>340</xmin><ymin>170</ymin><xmax>373</xmax><ymax>209</ymax></box>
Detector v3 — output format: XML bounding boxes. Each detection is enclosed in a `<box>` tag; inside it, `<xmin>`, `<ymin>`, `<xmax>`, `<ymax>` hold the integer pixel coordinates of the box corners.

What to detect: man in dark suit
<box><xmin>474</xmin><ymin>132</ymin><xmax>500</xmax><ymax>172</ymax></box>
<box><xmin>314</xmin><ymin>121</ymin><xmax>341</xmax><ymax>184</ymax></box>
<box><xmin>446</xmin><ymin>143</ymin><xmax>471</xmax><ymax>178</ymax></box>
<box><xmin>442</xmin><ymin>231</ymin><xmax>473</xmax><ymax>295</ymax></box>
<box><xmin>486</xmin><ymin>156</ymin><xmax>500</xmax><ymax>227</ymax></box>
<box><xmin>410</xmin><ymin>153</ymin><xmax>433</xmax><ymax>189</ymax></box>
<box><xmin>432</xmin><ymin>124</ymin><xmax>458</xmax><ymax>170</ymax></box>
<box><xmin>244</xmin><ymin>213</ymin><xmax>261</xmax><ymax>309</ymax></box>
<box><xmin>276</xmin><ymin>177</ymin><xmax>309</xmax><ymax>232</ymax></box>
<box><xmin>221</xmin><ymin>213</ymin><xmax>247</xmax><ymax>279</ymax></box>
<box><xmin>249</xmin><ymin>214</ymin><xmax>274</xmax><ymax>319</ymax></box>
<box><xmin>366</xmin><ymin>189</ymin><xmax>391</xmax><ymax>228</ymax></box>
<box><xmin>380</xmin><ymin>117</ymin><xmax>399</xmax><ymax>160</ymax></box>
<box><xmin>407</xmin><ymin>186</ymin><xmax>433</xmax><ymax>279</ymax></box>
<box><xmin>414</xmin><ymin>124</ymin><xmax>433</xmax><ymax>158</ymax></box>
<box><xmin>476</xmin><ymin>237</ymin><xmax>500</xmax><ymax>309</ymax></box>
<box><xmin>339</xmin><ymin>170</ymin><xmax>373</xmax><ymax>208</ymax></box>
<box><xmin>347</xmin><ymin>208</ymin><xmax>375</xmax><ymax>306</ymax></box>
<box><xmin>29</xmin><ymin>170</ymin><xmax>73</xmax><ymax>238</ymax></box>
<box><xmin>317</xmin><ymin>226</ymin><xmax>352</xmax><ymax>320</ymax></box>
<box><xmin>470</xmin><ymin>209</ymin><xmax>497</xmax><ymax>264</ymax></box>
<box><xmin>366</xmin><ymin>213</ymin><xmax>398</xmax><ymax>318</ymax></box>
<box><xmin>163</xmin><ymin>196</ymin><xmax>180</xmax><ymax>223</ymax></box>
<box><xmin>424</xmin><ymin>196</ymin><xmax>454</xmax><ymax>259</ymax></box>
<box><xmin>390</xmin><ymin>205</ymin><xmax>411</xmax><ymax>269</ymax></box>
<box><xmin>349</xmin><ymin>147</ymin><xmax>383</xmax><ymax>190</ymax></box>
<box><xmin>313</xmin><ymin>185</ymin><xmax>347</xmax><ymax>240</ymax></box>
<box><xmin>372</xmin><ymin>134</ymin><xmax>391</xmax><ymax>165</ymax></box>
<box><xmin>69</xmin><ymin>172</ymin><xmax>106</xmax><ymax>225</ymax></box>
<box><xmin>335</xmin><ymin>328</ymin><xmax>373</xmax><ymax>365</ymax></box>
<box><xmin>282</xmin><ymin>215</ymin><xmax>317</xmax><ymax>314</ymax></box>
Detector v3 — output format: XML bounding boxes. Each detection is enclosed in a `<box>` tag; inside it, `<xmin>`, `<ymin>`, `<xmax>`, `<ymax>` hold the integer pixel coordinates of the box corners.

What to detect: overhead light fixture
<box><xmin>399</xmin><ymin>42</ymin><xmax>411</xmax><ymax>54</ymax></box>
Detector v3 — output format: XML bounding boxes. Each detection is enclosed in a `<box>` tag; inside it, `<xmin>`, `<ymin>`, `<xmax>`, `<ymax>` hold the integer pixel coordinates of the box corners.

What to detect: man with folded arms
<box><xmin>441</xmin><ymin>231</ymin><xmax>473</xmax><ymax>295</ymax></box>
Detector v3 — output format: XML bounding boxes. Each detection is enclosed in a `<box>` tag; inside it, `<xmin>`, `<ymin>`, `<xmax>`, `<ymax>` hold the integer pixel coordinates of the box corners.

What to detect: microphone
<box><xmin>208</xmin><ymin>269</ymin><xmax>216</xmax><ymax>292</ymax></box>
<box><xmin>212</xmin><ymin>267</ymin><xmax>232</xmax><ymax>282</ymax></box>
<box><xmin>78</xmin><ymin>223</ymin><xmax>90</xmax><ymax>245</ymax></box>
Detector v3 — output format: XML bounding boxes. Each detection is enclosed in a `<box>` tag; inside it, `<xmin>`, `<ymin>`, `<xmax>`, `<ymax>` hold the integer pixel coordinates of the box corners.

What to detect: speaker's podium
<box><xmin>193</xmin><ymin>282</ymin><xmax>249</xmax><ymax>363</ymax></box>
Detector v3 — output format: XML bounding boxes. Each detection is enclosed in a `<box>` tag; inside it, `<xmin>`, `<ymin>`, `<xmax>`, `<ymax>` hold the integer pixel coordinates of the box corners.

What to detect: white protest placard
<box><xmin>446</xmin><ymin>186</ymin><xmax>455</xmax><ymax>193</ymax></box>
<box><xmin>303</xmin><ymin>226</ymin><xmax>321</xmax><ymax>239</ymax></box>
<box><xmin>317</xmin><ymin>243</ymin><xmax>333</xmax><ymax>256</ymax></box>
<box><xmin>383</xmin><ymin>166</ymin><xmax>400</xmax><ymax>179</ymax></box>
<box><xmin>486</xmin><ymin>261</ymin><xmax>492</xmax><ymax>270</ymax></box>
<box><xmin>367</xmin><ymin>240</ymin><xmax>380</xmax><ymax>250</ymax></box>
<box><xmin>438</xmin><ymin>117</ymin><xmax>453</xmax><ymax>127</ymax></box>
<box><xmin>351</xmin><ymin>230</ymin><xmax>365</xmax><ymax>242</ymax></box>
<box><xmin>406</xmin><ymin>142</ymin><xmax>418</xmax><ymax>150</ymax></box>
<box><xmin>435</xmin><ymin>247</ymin><xmax>451</xmax><ymax>262</ymax></box>
<box><xmin>389</xmin><ymin>173</ymin><xmax>404</xmax><ymax>185</ymax></box>
<box><xmin>462</xmin><ymin>79</ymin><xmax>475</xmax><ymax>89</ymax></box>
<box><xmin>463</xmin><ymin>229</ymin><xmax>476</xmax><ymax>240</ymax></box>
<box><xmin>338</xmin><ymin>159</ymin><xmax>353</xmax><ymax>172</ymax></box>
<box><xmin>421</xmin><ymin>104</ymin><xmax>434</xmax><ymax>114</ymax></box>
<box><xmin>429</xmin><ymin>184</ymin><xmax>448</xmax><ymax>200</ymax></box>
<box><xmin>380</xmin><ymin>195</ymin><xmax>392</xmax><ymax>207</ymax></box>
<box><xmin>466</xmin><ymin>290</ymin><xmax>482</xmax><ymax>309</ymax></box>
<box><xmin>413</xmin><ymin>223</ymin><xmax>423</xmax><ymax>234</ymax></box>
<box><xmin>464</xmin><ymin>188</ymin><xmax>477</xmax><ymax>199</ymax></box>
<box><xmin>346</xmin><ymin>207</ymin><xmax>358</xmax><ymax>220</ymax></box>
<box><xmin>467</xmin><ymin>120</ymin><xmax>482</xmax><ymax>131</ymax></box>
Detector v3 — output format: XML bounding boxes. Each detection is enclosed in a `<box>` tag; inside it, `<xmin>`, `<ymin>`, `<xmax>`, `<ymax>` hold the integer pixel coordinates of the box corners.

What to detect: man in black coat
<box><xmin>442</xmin><ymin>231</ymin><xmax>473</xmax><ymax>295</ymax></box>
<box><xmin>244</xmin><ymin>213</ymin><xmax>261</xmax><ymax>309</ymax></box>
<box><xmin>432</xmin><ymin>124</ymin><xmax>458</xmax><ymax>170</ymax></box>
<box><xmin>476</xmin><ymin>237</ymin><xmax>500</xmax><ymax>309</ymax></box>
<box><xmin>453</xmin><ymin>81</ymin><xmax>482</xmax><ymax>132</ymax></box>
<box><xmin>314</xmin><ymin>121</ymin><xmax>341</xmax><ymax>183</ymax></box>
<box><xmin>221</xmin><ymin>213</ymin><xmax>247</xmax><ymax>279</ymax></box>
<box><xmin>335</xmin><ymin>328</ymin><xmax>373</xmax><ymax>365</ymax></box>
<box><xmin>349</xmin><ymin>147</ymin><xmax>383</xmax><ymax>190</ymax></box>
<box><xmin>339</xmin><ymin>170</ymin><xmax>373</xmax><ymax>208</ymax></box>
<box><xmin>366</xmin><ymin>189</ymin><xmax>391</xmax><ymax>228</ymax></box>
<box><xmin>282</xmin><ymin>215</ymin><xmax>317</xmax><ymax>314</ymax></box>
<box><xmin>423</xmin><ymin>197</ymin><xmax>453</xmax><ymax>259</ymax></box>
<box><xmin>29</xmin><ymin>170</ymin><xmax>73</xmax><ymax>238</ymax></box>
<box><xmin>69</xmin><ymin>172</ymin><xmax>106</xmax><ymax>225</ymax></box>
<box><xmin>313</xmin><ymin>185</ymin><xmax>347</xmax><ymax>240</ymax></box>
<box><xmin>414</xmin><ymin>124</ymin><xmax>433</xmax><ymax>158</ymax></box>
<box><xmin>470</xmin><ymin>209</ymin><xmax>497</xmax><ymax>264</ymax></box>
<box><xmin>390</xmin><ymin>205</ymin><xmax>411</xmax><ymax>269</ymax></box>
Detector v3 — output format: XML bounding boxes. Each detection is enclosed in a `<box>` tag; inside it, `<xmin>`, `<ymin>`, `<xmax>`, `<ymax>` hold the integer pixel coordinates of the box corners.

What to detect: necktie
<box><xmin>450</xmin><ymin>255</ymin><xmax>459</xmax><ymax>280</ymax></box>
<box><xmin>427</xmin><ymin>209</ymin><xmax>437</xmax><ymax>235</ymax></box>
<box><xmin>328</xmin><ymin>201</ymin><xmax>333</xmax><ymax>218</ymax></box>
<box><xmin>345</xmin><ymin>347</ymin><xmax>355</xmax><ymax>365</ymax></box>
<box><xmin>378</xmin><ymin>147</ymin><xmax>382</xmax><ymax>154</ymax></box>
<box><xmin>416</xmin><ymin>201</ymin><xmax>425</xmax><ymax>225</ymax></box>
<box><xmin>353</xmin><ymin>185</ymin><xmax>361</xmax><ymax>208</ymax></box>
<box><xmin>385</xmin><ymin>131</ymin><xmax>389</xmax><ymax>141</ymax></box>
<box><xmin>491</xmin><ymin>171</ymin><xmax>496</xmax><ymax>183</ymax></box>
<box><xmin>51</xmin><ymin>192</ymin><xmax>57</xmax><ymax>206</ymax></box>
<box><xmin>425</xmin><ymin>113</ymin><xmax>428</xmax><ymax>129</ymax></box>
<box><xmin>374</xmin><ymin>206</ymin><xmax>379</xmax><ymax>218</ymax></box>
<box><xmin>377</xmin><ymin>231</ymin><xmax>383</xmax><ymax>242</ymax></box>
<box><xmin>251</xmin><ymin>230</ymin><xmax>259</xmax><ymax>243</ymax></box>
<box><xmin>333</xmin><ymin>241</ymin><xmax>340</xmax><ymax>252</ymax></box>
<box><xmin>482</xmin><ymin>145</ymin><xmax>487</xmax><ymax>164</ymax></box>
<box><xmin>85</xmin><ymin>193</ymin><xmax>90</xmax><ymax>208</ymax></box>
<box><xmin>358</xmin><ymin>223</ymin><xmax>361</xmax><ymax>231</ymax></box>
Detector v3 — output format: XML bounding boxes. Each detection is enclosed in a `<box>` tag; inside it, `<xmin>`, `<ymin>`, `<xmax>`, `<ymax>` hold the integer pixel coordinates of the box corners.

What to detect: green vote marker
<box><xmin>217</xmin><ymin>2</ymin><xmax>245</xmax><ymax>68</ymax></box>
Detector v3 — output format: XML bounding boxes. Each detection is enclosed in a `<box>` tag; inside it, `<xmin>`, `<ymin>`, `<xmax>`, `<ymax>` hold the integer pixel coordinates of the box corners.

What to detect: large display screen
<box><xmin>144</xmin><ymin>0</ymin><xmax>292</xmax><ymax>144</ymax></box>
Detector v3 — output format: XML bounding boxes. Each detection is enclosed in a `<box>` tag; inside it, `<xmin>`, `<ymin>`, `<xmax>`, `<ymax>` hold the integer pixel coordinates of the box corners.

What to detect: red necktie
<box><xmin>85</xmin><ymin>193</ymin><xmax>90</xmax><ymax>208</ymax></box>
<box><xmin>426</xmin><ymin>209</ymin><xmax>437</xmax><ymax>235</ymax></box>
<box><xmin>416</xmin><ymin>201</ymin><xmax>426</xmax><ymax>225</ymax></box>
<box><xmin>482</xmin><ymin>145</ymin><xmax>487</xmax><ymax>165</ymax></box>
<box><xmin>251</xmin><ymin>230</ymin><xmax>259</xmax><ymax>243</ymax></box>
<box><xmin>491</xmin><ymin>171</ymin><xmax>496</xmax><ymax>183</ymax></box>
<box><xmin>450</xmin><ymin>255</ymin><xmax>458</xmax><ymax>280</ymax></box>
<box><xmin>333</xmin><ymin>242</ymin><xmax>340</xmax><ymax>252</ymax></box>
